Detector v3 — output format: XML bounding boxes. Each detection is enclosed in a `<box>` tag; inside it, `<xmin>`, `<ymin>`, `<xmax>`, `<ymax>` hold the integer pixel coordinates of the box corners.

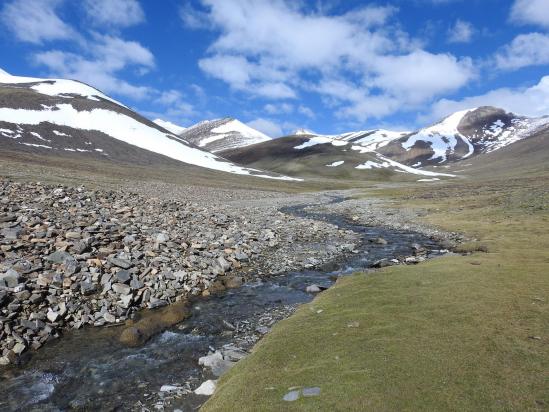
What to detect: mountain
<box><xmin>379</xmin><ymin>106</ymin><xmax>549</xmax><ymax>166</ymax></box>
<box><xmin>180</xmin><ymin>118</ymin><xmax>271</xmax><ymax>153</ymax></box>
<box><xmin>220</xmin><ymin>107</ymin><xmax>549</xmax><ymax>181</ymax></box>
<box><xmin>220</xmin><ymin>132</ymin><xmax>454</xmax><ymax>182</ymax></box>
<box><xmin>0</xmin><ymin>69</ymin><xmax>293</xmax><ymax>180</ymax></box>
<box><xmin>153</xmin><ymin>119</ymin><xmax>186</xmax><ymax>135</ymax></box>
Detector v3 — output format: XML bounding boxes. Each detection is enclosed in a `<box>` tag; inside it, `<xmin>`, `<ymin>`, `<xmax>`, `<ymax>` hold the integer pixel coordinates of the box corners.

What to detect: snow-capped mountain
<box><xmin>153</xmin><ymin>118</ymin><xmax>186</xmax><ymax>135</ymax></box>
<box><xmin>379</xmin><ymin>107</ymin><xmax>549</xmax><ymax>166</ymax></box>
<box><xmin>288</xmin><ymin>128</ymin><xmax>409</xmax><ymax>152</ymax></box>
<box><xmin>0</xmin><ymin>69</ymin><xmax>294</xmax><ymax>180</ymax></box>
<box><xmin>180</xmin><ymin>118</ymin><xmax>271</xmax><ymax>153</ymax></box>
<box><xmin>221</xmin><ymin>132</ymin><xmax>455</xmax><ymax>182</ymax></box>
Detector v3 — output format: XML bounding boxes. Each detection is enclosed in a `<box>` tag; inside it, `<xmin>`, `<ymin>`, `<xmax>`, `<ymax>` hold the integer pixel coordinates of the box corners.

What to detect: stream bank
<box><xmin>0</xmin><ymin>196</ymin><xmax>448</xmax><ymax>411</ymax></box>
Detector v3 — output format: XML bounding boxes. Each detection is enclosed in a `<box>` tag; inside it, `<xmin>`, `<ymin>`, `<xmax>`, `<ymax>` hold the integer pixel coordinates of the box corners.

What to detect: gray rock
<box><xmin>108</xmin><ymin>257</ymin><xmax>132</xmax><ymax>269</ymax></box>
<box><xmin>103</xmin><ymin>312</ymin><xmax>116</xmax><ymax>323</ymax></box>
<box><xmin>130</xmin><ymin>276</ymin><xmax>143</xmax><ymax>290</ymax></box>
<box><xmin>46</xmin><ymin>250</ymin><xmax>75</xmax><ymax>265</ymax></box>
<box><xmin>116</xmin><ymin>270</ymin><xmax>131</xmax><ymax>283</ymax></box>
<box><xmin>112</xmin><ymin>283</ymin><xmax>131</xmax><ymax>295</ymax></box>
<box><xmin>47</xmin><ymin>309</ymin><xmax>59</xmax><ymax>323</ymax></box>
<box><xmin>0</xmin><ymin>269</ymin><xmax>20</xmax><ymax>288</ymax></box>
<box><xmin>80</xmin><ymin>281</ymin><xmax>96</xmax><ymax>295</ymax></box>
<box><xmin>12</xmin><ymin>342</ymin><xmax>26</xmax><ymax>355</ymax></box>
<box><xmin>1</xmin><ymin>226</ymin><xmax>22</xmax><ymax>240</ymax></box>
<box><xmin>306</xmin><ymin>285</ymin><xmax>321</xmax><ymax>294</ymax></box>
<box><xmin>216</xmin><ymin>256</ymin><xmax>231</xmax><ymax>272</ymax></box>
<box><xmin>148</xmin><ymin>297</ymin><xmax>167</xmax><ymax>309</ymax></box>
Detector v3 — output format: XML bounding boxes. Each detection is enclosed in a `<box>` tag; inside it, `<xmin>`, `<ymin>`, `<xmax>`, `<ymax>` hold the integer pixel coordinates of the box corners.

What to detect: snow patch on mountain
<box><xmin>356</xmin><ymin>154</ymin><xmax>456</xmax><ymax>177</ymax></box>
<box><xmin>478</xmin><ymin>116</ymin><xmax>549</xmax><ymax>153</ymax></box>
<box><xmin>294</xmin><ymin>136</ymin><xmax>348</xmax><ymax>149</ymax></box>
<box><xmin>153</xmin><ymin>119</ymin><xmax>186</xmax><ymax>135</ymax></box>
<box><xmin>0</xmin><ymin>68</ymin><xmax>123</xmax><ymax>107</ymax></box>
<box><xmin>0</xmin><ymin>104</ymin><xmax>296</xmax><ymax>180</ymax></box>
<box><xmin>402</xmin><ymin>109</ymin><xmax>476</xmax><ymax>162</ymax></box>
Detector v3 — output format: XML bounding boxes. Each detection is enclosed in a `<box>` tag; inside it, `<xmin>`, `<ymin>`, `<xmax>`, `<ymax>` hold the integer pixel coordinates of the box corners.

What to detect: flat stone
<box><xmin>12</xmin><ymin>342</ymin><xmax>26</xmax><ymax>355</ymax></box>
<box><xmin>108</xmin><ymin>257</ymin><xmax>132</xmax><ymax>269</ymax></box>
<box><xmin>46</xmin><ymin>250</ymin><xmax>75</xmax><ymax>264</ymax></box>
<box><xmin>116</xmin><ymin>270</ymin><xmax>131</xmax><ymax>283</ymax></box>
<box><xmin>103</xmin><ymin>312</ymin><xmax>116</xmax><ymax>323</ymax></box>
<box><xmin>194</xmin><ymin>380</ymin><xmax>217</xmax><ymax>396</ymax></box>
<box><xmin>283</xmin><ymin>390</ymin><xmax>300</xmax><ymax>402</ymax></box>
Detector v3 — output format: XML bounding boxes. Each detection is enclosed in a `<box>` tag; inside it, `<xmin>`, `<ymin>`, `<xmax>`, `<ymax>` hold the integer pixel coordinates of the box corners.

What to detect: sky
<box><xmin>1</xmin><ymin>0</ymin><xmax>549</xmax><ymax>137</ymax></box>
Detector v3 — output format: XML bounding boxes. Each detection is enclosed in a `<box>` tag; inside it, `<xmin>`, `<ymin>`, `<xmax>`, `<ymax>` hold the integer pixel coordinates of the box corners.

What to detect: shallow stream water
<box><xmin>0</xmin><ymin>198</ymin><xmax>445</xmax><ymax>411</ymax></box>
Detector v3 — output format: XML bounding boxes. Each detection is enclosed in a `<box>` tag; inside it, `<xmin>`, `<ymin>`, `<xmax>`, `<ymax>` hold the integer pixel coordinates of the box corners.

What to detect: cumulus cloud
<box><xmin>495</xmin><ymin>32</ymin><xmax>549</xmax><ymax>70</ymax></box>
<box><xmin>447</xmin><ymin>19</ymin><xmax>475</xmax><ymax>43</ymax></box>
<box><xmin>246</xmin><ymin>118</ymin><xmax>283</xmax><ymax>137</ymax></box>
<box><xmin>427</xmin><ymin>76</ymin><xmax>549</xmax><ymax>120</ymax></box>
<box><xmin>190</xmin><ymin>0</ymin><xmax>474</xmax><ymax>122</ymax></box>
<box><xmin>34</xmin><ymin>34</ymin><xmax>155</xmax><ymax>100</ymax></box>
<box><xmin>83</xmin><ymin>0</ymin><xmax>145</xmax><ymax>28</ymax></box>
<box><xmin>511</xmin><ymin>0</ymin><xmax>549</xmax><ymax>29</ymax></box>
<box><xmin>0</xmin><ymin>0</ymin><xmax>76</xmax><ymax>44</ymax></box>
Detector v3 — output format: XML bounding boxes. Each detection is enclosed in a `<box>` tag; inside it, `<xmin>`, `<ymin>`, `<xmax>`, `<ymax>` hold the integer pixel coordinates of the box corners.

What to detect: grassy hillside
<box><xmin>202</xmin><ymin>173</ymin><xmax>549</xmax><ymax>411</ymax></box>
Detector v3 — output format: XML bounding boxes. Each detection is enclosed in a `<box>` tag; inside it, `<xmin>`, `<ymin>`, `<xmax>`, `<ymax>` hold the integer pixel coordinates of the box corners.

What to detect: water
<box><xmin>0</xmin><ymin>198</ymin><xmax>444</xmax><ymax>411</ymax></box>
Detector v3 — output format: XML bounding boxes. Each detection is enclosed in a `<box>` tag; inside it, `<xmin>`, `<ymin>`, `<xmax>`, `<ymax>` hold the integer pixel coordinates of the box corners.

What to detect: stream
<box><xmin>0</xmin><ymin>198</ymin><xmax>446</xmax><ymax>411</ymax></box>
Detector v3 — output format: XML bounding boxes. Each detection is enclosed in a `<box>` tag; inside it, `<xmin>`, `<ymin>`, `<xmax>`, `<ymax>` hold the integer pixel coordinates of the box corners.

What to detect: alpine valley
<box><xmin>0</xmin><ymin>65</ymin><xmax>547</xmax><ymax>412</ymax></box>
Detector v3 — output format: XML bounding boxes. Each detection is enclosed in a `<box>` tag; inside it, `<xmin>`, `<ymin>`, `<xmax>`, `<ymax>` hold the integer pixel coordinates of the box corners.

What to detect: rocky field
<box><xmin>0</xmin><ymin>179</ymin><xmax>359</xmax><ymax>365</ymax></box>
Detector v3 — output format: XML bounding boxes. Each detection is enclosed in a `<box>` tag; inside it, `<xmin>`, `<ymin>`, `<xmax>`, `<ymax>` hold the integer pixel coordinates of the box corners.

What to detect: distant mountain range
<box><xmin>218</xmin><ymin>106</ymin><xmax>549</xmax><ymax>181</ymax></box>
<box><xmin>1</xmin><ymin>68</ymin><xmax>547</xmax><ymax>183</ymax></box>
<box><xmin>0</xmin><ymin>69</ymin><xmax>293</xmax><ymax>181</ymax></box>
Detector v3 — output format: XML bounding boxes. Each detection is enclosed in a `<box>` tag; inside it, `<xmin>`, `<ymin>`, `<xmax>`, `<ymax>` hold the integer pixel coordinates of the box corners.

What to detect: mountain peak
<box><xmin>181</xmin><ymin>117</ymin><xmax>271</xmax><ymax>153</ymax></box>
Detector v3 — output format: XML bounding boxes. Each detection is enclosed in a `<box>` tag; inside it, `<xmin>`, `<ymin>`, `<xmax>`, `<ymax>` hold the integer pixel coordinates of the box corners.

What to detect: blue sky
<box><xmin>1</xmin><ymin>0</ymin><xmax>549</xmax><ymax>137</ymax></box>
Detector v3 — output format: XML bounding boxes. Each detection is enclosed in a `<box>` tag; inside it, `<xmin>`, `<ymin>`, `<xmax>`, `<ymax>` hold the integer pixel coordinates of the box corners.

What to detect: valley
<box><xmin>0</xmin><ymin>67</ymin><xmax>547</xmax><ymax>411</ymax></box>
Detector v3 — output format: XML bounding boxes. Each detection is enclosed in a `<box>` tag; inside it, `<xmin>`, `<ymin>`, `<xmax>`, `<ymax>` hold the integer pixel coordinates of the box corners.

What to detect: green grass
<box><xmin>202</xmin><ymin>176</ymin><xmax>549</xmax><ymax>411</ymax></box>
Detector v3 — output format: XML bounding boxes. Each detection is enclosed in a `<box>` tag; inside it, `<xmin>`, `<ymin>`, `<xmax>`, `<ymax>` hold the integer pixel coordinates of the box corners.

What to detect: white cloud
<box><xmin>298</xmin><ymin>105</ymin><xmax>315</xmax><ymax>118</ymax></box>
<box><xmin>427</xmin><ymin>76</ymin><xmax>549</xmax><ymax>120</ymax></box>
<box><xmin>511</xmin><ymin>0</ymin><xmax>549</xmax><ymax>29</ymax></box>
<box><xmin>0</xmin><ymin>0</ymin><xmax>76</xmax><ymax>44</ymax></box>
<box><xmin>447</xmin><ymin>19</ymin><xmax>474</xmax><ymax>43</ymax></box>
<box><xmin>246</xmin><ymin>118</ymin><xmax>282</xmax><ymax>137</ymax></box>
<box><xmin>264</xmin><ymin>103</ymin><xmax>293</xmax><ymax>114</ymax></box>
<box><xmin>180</xmin><ymin>3</ymin><xmax>210</xmax><ymax>29</ymax></box>
<box><xmin>34</xmin><ymin>34</ymin><xmax>155</xmax><ymax>100</ymax></box>
<box><xmin>84</xmin><ymin>0</ymin><xmax>144</xmax><ymax>28</ymax></box>
<box><xmin>495</xmin><ymin>32</ymin><xmax>549</xmax><ymax>70</ymax></box>
<box><xmin>191</xmin><ymin>0</ymin><xmax>474</xmax><ymax>121</ymax></box>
